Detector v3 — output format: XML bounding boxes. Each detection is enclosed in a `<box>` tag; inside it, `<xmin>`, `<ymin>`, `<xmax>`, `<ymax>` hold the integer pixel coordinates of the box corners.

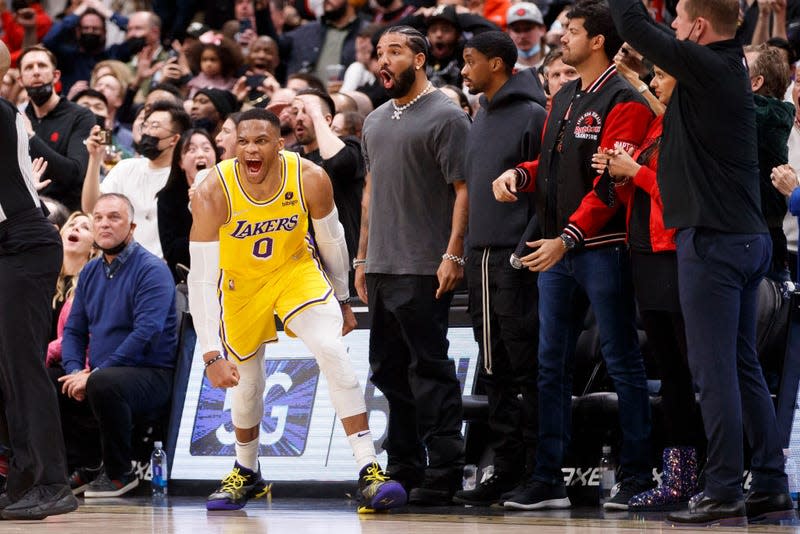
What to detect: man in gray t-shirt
<box><xmin>354</xmin><ymin>26</ymin><xmax>470</xmax><ymax>506</ymax></box>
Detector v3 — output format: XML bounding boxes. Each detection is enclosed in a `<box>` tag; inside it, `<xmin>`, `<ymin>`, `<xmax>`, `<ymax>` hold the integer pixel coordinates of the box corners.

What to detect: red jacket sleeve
<box><xmin>567</xmin><ymin>100</ymin><xmax>654</xmax><ymax>243</ymax></box>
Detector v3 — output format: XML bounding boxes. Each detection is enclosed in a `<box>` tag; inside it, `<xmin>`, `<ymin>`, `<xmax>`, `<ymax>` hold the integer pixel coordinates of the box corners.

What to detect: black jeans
<box><xmin>467</xmin><ymin>247</ymin><xmax>539</xmax><ymax>475</ymax></box>
<box><xmin>366</xmin><ymin>274</ymin><xmax>465</xmax><ymax>480</ymax></box>
<box><xmin>51</xmin><ymin>366</ymin><xmax>173</xmax><ymax>478</ymax></box>
<box><xmin>0</xmin><ymin>210</ymin><xmax>69</xmax><ymax>500</ymax></box>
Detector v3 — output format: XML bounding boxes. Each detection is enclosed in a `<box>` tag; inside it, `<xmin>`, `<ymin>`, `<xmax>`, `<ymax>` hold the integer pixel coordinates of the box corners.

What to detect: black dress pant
<box><xmin>366</xmin><ymin>274</ymin><xmax>465</xmax><ymax>480</ymax></box>
<box><xmin>0</xmin><ymin>209</ymin><xmax>69</xmax><ymax>500</ymax></box>
<box><xmin>50</xmin><ymin>366</ymin><xmax>173</xmax><ymax>478</ymax></box>
<box><xmin>467</xmin><ymin>247</ymin><xmax>538</xmax><ymax>476</ymax></box>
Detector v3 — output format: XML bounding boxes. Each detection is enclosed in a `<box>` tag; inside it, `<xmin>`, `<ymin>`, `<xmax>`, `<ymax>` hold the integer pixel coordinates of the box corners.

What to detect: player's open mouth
<box><xmin>245</xmin><ymin>159</ymin><xmax>262</xmax><ymax>174</ymax></box>
<box><xmin>379</xmin><ymin>70</ymin><xmax>394</xmax><ymax>89</ymax></box>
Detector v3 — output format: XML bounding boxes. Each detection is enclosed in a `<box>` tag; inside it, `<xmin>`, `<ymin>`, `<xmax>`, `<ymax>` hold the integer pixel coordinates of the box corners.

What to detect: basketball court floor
<box><xmin>2</xmin><ymin>497</ymin><xmax>799</xmax><ymax>533</ymax></box>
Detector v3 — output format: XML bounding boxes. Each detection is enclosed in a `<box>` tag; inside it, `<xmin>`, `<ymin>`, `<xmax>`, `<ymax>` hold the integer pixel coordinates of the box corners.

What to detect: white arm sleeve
<box><xmin>188</xmin><ymin>241</ymin><xmax>223</xmax><ymax>356</ymax></box>
<box><xmin>311</xmin><ymin>207</ymin><xmax>350</xmax><ymax>301</ymax></box>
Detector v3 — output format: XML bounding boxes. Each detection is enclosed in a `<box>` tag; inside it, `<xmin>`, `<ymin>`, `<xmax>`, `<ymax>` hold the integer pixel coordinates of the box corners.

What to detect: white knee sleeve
<box><xmin>287</xmin><ymin>300</ymin><xmax>366</xmax><ymax>419</ymax></box>
<box><xmin>230</xmin><ymin>352</ymin><xmax>267</xmax><ymax>429</ymax></box>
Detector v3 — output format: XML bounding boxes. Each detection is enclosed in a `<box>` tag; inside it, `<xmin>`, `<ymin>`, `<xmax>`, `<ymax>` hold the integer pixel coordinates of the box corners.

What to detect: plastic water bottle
<box><xmin>599</xmin><ymin>445</ymin><xmax>616</xmax><ymax>505</ymax></box>
<box><xmin>151</xmin><ymin>441</ymin><xmax>168</xmax><ymax>497</ymax></box>
<box><xmin>784</xmin><ymin>448</ymin><xmax>798</xmax><ymax>508</ymax></box>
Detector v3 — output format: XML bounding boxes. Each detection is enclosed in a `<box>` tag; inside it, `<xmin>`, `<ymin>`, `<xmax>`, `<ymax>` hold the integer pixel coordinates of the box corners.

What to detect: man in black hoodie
<box><xmin>455</xmin><ymin>31</ymin><xmax>546</xmax><ymax>507</ymax></box>
<box><xmin>609</xmin><ymin>0</ymin><xmax>794</xmax><ymax>526</ymax></box>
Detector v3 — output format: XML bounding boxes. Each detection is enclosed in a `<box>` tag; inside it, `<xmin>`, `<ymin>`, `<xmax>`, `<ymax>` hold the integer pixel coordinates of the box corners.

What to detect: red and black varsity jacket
<box><xmin>514</xmin><ymin>64</ymin><xmax>653</xmax><ymax>248</ymax></box>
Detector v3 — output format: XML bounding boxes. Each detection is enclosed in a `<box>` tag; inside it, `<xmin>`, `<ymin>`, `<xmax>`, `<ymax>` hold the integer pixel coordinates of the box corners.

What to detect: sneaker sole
<box><xmin>71</xmin><ymin>483</ymin><xmax>90</xmax><ymax>496</ymax></box>
<box><xmin>84</xmin><ymin>478</ymin><xmax>139</xmax><ymax>498</ymax></box>
<box><xmin>503</xmin><ymin>497</ymin><xmax>571</xmax><ymax>510</ymax></box>
<box><xmin>206</xmin><ymin>483</ymin><xmax>272</xmax><ymax>511</ymax></box>
<box><xmin>665</xmin><ymin>515</ymin><xmax>748</xmax><ymax>528</ymax></box>
<box><xmin>603</xmin><ymin>501</ymin><xmax>630</xmax><ymax>511</ymax></box>
<box><xmin>452</xmin><ymin>495</ymin><xmax>500</xmax><ymax>506</ymax></box>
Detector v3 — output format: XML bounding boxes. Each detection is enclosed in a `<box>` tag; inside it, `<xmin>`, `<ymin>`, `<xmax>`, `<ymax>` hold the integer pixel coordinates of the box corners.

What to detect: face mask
<box><xmin>518</xmin><ymin>43</ymin><xmax>541</xmax><ymax>59</ymax></box>
<box><xmin>25</xmin><ymin>83</ymin><xmax>53</xmax><ymax>106</ymax></box>
<box><xmin>126</xmin><ymin>36</ymin><xmax>147</xmax><ymax>55</ymax></box>
<box><xmin>79</xmin><ymin>33</ymin><xmax>104</xmax><ymax>51</ymax></box>
<box><xmin>135</xmin><ymin>134</ymin><xmax>167</xmax><ymax>160</ymax></box>
<box><xmin>95</xmin><ymin>239</ymin><xmax>128</xmax><ymax>256</ymax></box>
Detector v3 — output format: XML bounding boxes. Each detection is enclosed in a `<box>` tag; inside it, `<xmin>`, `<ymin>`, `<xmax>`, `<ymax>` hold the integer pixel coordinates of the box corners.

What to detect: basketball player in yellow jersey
<box><xmin>187</xmin><ymin>108</ymin><xmax>406</xmax><ymax>513</ymax></box>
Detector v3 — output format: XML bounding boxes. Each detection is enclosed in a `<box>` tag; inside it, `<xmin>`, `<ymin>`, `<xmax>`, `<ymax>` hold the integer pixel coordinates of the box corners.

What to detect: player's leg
<box><xmin>288</xmin><ymin>299</ymin><xmax>407</xmax><ymax>511</ymax></box>
<box><xmin>207</xmin><ymin>349</ymin><xmax>272</xmax><ymax>510</ymax></box>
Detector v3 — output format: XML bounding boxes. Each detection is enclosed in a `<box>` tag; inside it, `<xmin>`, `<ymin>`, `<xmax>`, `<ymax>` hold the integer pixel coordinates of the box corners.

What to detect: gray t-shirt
<box><xmin>362</xmin><ymin>89</ymin><xmax>469</xmax><ymax>275</ymax></box>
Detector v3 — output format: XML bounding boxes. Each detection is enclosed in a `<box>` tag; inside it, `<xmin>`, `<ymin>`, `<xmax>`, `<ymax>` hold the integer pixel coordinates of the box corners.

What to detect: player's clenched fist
<box><xmin>206</xmin><ymin>358</ymin><xmax>240</xmax><ymax>388</ymax></box>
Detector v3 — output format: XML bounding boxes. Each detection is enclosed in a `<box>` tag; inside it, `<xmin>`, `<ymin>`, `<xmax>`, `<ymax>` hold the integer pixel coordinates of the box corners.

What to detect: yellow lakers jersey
<box><xmin>215</xmin><ymin>151</ymin><xmax>334</xmax><ymax>361</ymax></box>
<box><xmin>218</xmin><ymin>151</ymin><xmax>308</xmax><ymax>275</ymax></box>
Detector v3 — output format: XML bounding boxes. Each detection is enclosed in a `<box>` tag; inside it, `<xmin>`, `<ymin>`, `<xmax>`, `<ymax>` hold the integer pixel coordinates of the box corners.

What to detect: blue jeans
<box><xmin>676</xmin><ymin>228</ymin><xmax>787</xmax><ymax>501</ymax></box>
<box><xmin>533</xmin><ymin>245</ymin><xmax>651</xmax><ymax>485</ymax></box>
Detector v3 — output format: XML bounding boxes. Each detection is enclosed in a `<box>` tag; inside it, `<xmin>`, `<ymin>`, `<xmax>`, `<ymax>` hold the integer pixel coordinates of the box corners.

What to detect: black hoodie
<box><xmin>465</xmin><ymin>68</ymin><xmax>547</xmax><ymax>248</ymax></box>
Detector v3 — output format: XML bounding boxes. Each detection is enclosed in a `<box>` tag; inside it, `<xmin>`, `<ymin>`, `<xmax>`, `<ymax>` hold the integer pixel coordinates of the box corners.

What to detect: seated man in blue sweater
<box><xmin>56</xmin><ymin>193</ymin><xmax>177</xmax><ymax>498</ymax></box>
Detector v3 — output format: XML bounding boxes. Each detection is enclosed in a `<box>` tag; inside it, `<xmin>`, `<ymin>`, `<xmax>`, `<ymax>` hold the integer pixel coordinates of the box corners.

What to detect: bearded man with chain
<box><xmin>354</xmin><ymin>25</ymin><xmax>470</xmax><ymax>506</ymax></box>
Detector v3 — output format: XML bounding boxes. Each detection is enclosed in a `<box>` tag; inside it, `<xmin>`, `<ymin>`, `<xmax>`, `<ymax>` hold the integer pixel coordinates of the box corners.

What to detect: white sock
<box><xmin>347</xmin><ymin>430</ymin><xmax>378</xmax><ymax>471</ymax></box>
<box><xmin>235</xmin><ymin>438</ymin><xmax>259</xmax><ymax>471</ymax></box>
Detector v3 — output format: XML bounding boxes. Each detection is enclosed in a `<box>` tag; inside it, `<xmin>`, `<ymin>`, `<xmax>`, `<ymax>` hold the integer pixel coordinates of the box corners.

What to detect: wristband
<box><xmin>338</xmin><ymin>297</ymin><xmax>352</xmax><ymax>305</ymax></box>
<box><xmin>352</xmin><ymin>258</ymin><xmax>366</xmax><ymax>268</ymax></box>
<box><xmin>442</xmin><ymin>253</ymin><xmax>466</xmax><ymax>266</ymax></box>
<box><xmin>637</xmin><ymin>83</ymin><xmax>648</xmax><ymax>94</ymax></box>
<box><xmin>204</xmin><ymin>354</ymin><xmax>226</xmax><ymax>368</ymax></box>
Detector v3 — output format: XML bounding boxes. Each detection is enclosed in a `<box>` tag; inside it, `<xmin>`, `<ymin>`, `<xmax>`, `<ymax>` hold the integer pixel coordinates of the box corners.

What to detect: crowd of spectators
<box><xmin>1</xmin><ymin>0</ymin><xmax>800</xmax><ymax>521</ymax></box>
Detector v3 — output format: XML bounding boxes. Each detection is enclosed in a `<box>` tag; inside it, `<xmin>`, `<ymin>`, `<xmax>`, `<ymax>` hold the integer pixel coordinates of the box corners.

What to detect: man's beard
<box><xmin>386</xmin><ymin>64</ymin><xmax>417</xmax><ymax>99</ymax></box>
<box><xmin>322</xmin><ymin>2</ymin><xmax>348</xmax><ymax>24</ymax></box>
<box><xmin>280</xmin><ymin>123</ymin><xmax>293</xmax><ymax>136</ymax></box>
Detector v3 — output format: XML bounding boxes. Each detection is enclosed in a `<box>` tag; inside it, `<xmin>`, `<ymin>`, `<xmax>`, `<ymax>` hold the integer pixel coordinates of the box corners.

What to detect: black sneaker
<box><xmin>356</xmin><ymin>462</ymin><xmax>407</xmax><ymax>513</ymax></box>
<box><xmin>69</xmin><ymin>464</ymin><xmax>103</xmax><ymax>495</ymax></box>
<box><xmin>206</xmin><ymin>462</ymin><xmax>272</xmax><ymax>511</ymax></box>
<box><xmin>503</xmin><ymin>479</ymin><xmax>571</xmax><ymax>510</ymax></box>
<box><xmin>603</xmin><ymin>476</ymin><xmax>656</xmax><ymax>511</ymax></box>
<box><xmin>408</xmin><ymin>469</ymin><xmax>462</xmax><ymax>506</ymax></box>
<box><xmin>1</xmin><ymin>484</ymin><xmax>78</xmax><ymax>520</ymax></box>
<box><xmin>84</xmin><ymin>469</ymin><xmax>139</xmax><ymax>498</ymax></box>
<box><xmin>453</xmin><ymin>472</ymin><xmax>519</xmax><ymax>506</ymax></box>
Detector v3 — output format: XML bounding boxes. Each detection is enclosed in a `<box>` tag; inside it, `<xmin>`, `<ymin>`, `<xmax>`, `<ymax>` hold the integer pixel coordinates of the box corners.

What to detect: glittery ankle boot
<box><xmin>628</xmin><ymin>447</ymin><xmax>697</xmax><ymax>511</ymax></box>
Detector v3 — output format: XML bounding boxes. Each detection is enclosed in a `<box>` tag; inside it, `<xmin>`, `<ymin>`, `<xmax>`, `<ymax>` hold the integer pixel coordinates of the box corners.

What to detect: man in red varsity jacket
<box><xmin>492</xmin><ymin>0</ymin><xmax>654</xmax><ymax>512</ymax></box>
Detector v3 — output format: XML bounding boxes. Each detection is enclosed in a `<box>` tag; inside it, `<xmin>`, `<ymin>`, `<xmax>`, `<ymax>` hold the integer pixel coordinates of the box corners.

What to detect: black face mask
<box><xmin>135</xmin><ymin>134</ymin><xmax>167</xmax><ymax>160</ymax></box>
<box><xmin>25</xmin><ymin>83</ymin><xmax>53</xmax><ymax>106</ymax></box>
<box><xmin>126</xmin><ymin>36</ymin><xmax>147</xmax><ymax>55</ymax></box>
<box><xmin>79</xmin><ymin>33</ymin><xmax>104</xmax><ymax>51</ymax></box>
<box><xmin>95</xmin><ymin>239</ymin><xmax>128</xmax><ymax>256</ymax></box>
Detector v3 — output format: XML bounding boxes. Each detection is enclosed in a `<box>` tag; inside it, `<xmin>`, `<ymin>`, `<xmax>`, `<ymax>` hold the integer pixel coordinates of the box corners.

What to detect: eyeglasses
<box><xmin>140</xmin><ymin>121</ymin><xmax>175</xmax><ymax>134</ymax></box>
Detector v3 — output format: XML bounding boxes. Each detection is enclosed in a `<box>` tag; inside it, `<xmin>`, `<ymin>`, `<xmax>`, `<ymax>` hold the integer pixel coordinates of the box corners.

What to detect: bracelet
<box><xmin>637</xmin><ymin>83</ymin><xmax>648</xmax><ymax>94</ymax></box>
<box><xmin>352</xmin><ymin>258</ymin><xmax>366</xmax><ymax>268</ymax></box>
<box><xmin>338</xmin><ymin>297</ymin><xmax>352</xmax><ymax>305</ymax></box>
<box><xmin>442</xmin><ymin>253</ymin><xmax>466</xmax><ymax>267</ymax></box>
<box><xmin>204</xmin><ymin>354</ymin><xmax>226</xmax><ymax>368</ymax></box>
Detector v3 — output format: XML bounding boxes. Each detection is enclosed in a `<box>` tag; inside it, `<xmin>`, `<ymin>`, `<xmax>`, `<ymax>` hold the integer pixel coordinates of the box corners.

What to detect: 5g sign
<box><xmin>189</xmin><ymin>359</ymin><xmax>320</xmax><ymax>456</ymax></box>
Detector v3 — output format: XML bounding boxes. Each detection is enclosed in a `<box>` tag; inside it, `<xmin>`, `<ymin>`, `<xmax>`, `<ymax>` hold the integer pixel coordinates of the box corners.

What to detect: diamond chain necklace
<box><xmin>391</xmin><ymin>82</ymin><xmax>433</xmax><ymax>120</ymax></box>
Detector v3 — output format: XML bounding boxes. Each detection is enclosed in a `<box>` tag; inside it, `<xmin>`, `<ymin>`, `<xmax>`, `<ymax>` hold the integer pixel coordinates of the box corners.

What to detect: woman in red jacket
<box><xmin>593</xmin><ymin>64</ymin><xmax>702</xmax><ymax>511</ymax></box>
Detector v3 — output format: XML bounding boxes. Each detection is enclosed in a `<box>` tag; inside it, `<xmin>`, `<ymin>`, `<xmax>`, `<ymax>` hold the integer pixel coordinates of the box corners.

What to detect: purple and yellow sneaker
<box><xmin>357</xmin><ymin>462</ymin><xmax>407</xmax><ymax>513</ymax></box>
<box><xmin>206</xmin><ymin>462</ymin><xmax>272</xmax><ymax>511</ymax></box>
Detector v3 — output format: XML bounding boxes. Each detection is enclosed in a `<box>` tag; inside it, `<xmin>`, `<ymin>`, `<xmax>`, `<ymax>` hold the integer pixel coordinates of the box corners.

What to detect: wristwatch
<box><xmin>559</xmin><ymin>233</ymin><xmax>576</xmax><ymax>250</ymax></box>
